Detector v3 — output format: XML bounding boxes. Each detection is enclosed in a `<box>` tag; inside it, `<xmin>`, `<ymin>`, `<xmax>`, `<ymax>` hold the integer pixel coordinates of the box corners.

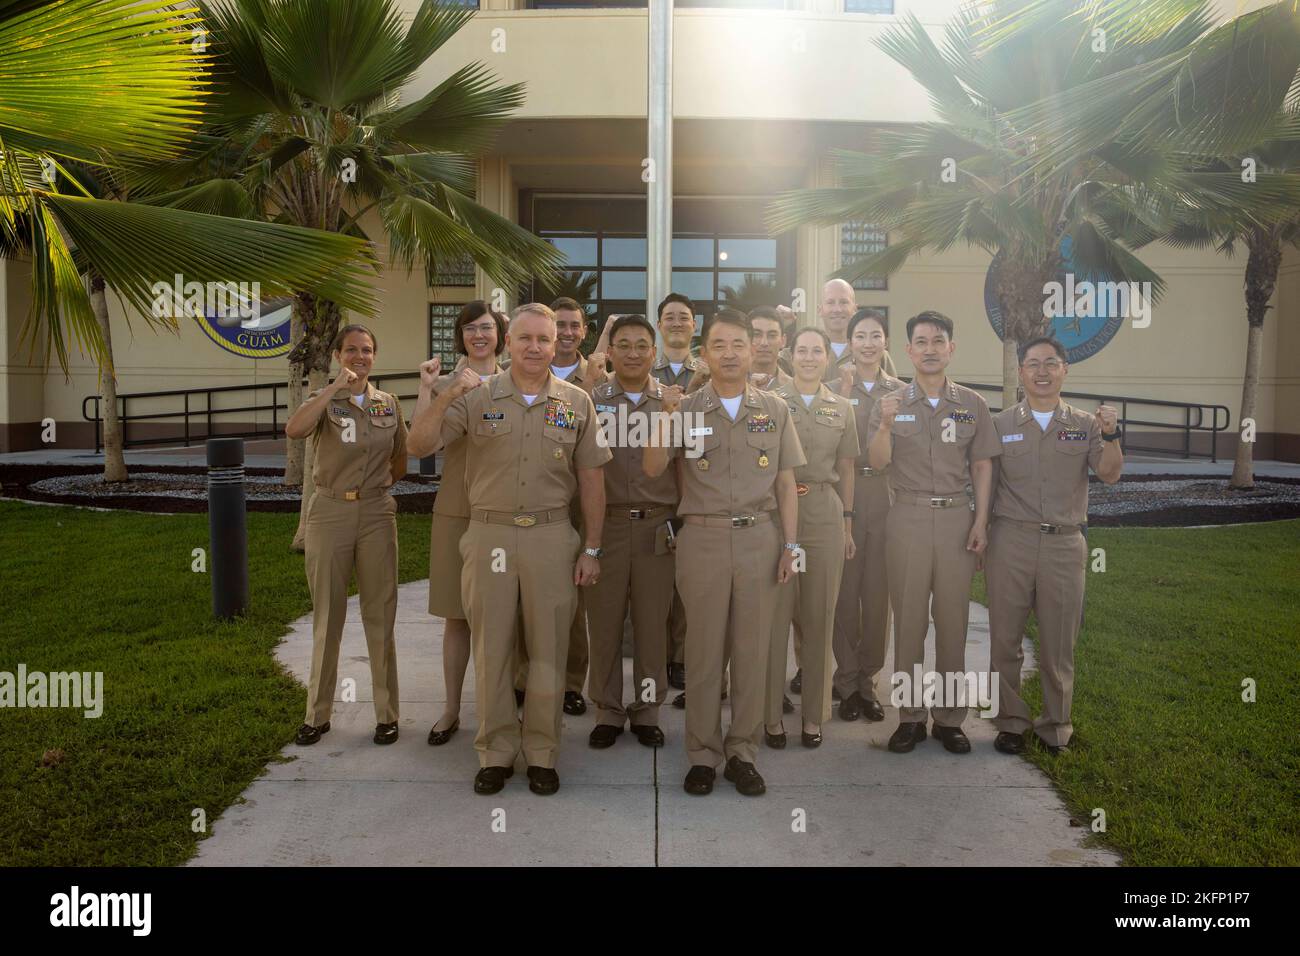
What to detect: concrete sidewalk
<box><xmin>189</xmin><ymin>583</ymin><xmax>1119</xmax><ymax>867</ymax></box>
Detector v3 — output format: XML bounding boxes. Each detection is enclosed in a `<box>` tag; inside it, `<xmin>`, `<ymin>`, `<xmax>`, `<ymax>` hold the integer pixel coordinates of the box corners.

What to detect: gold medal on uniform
<box><xmin>553</xmin><ymin>447</ymin><xmax>564</xmax><ymax>459</ymax></box>
<box><xmin>758</xmin><ymin>453</ymin><xmax>769</xmax><ymax>468</ymax></box>
<box><xmin>698</xmin><ymin>457</ymin><xmax>710</xmax><ymax>471</ymax></box>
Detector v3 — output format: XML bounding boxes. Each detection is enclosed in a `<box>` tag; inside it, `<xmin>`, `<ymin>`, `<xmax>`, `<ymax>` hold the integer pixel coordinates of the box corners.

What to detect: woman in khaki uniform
<box><xmin>831</xmin><ymin>309</ymin><xmax>904</xmax><ymax>723</ymax></box>
<box><xmin>763</xmin><ymin>327</ymin><xmax>860</xmax><ymax>748</ymax></box>
<box><xmin>285</xmin><ymin>325</ymin><xmax>408</xmax><ymax>746</ymax></box>
<box><xmin>422</xmin><ymin>302</ymin><xmax>506</xmax><ymax>745</ymax></box>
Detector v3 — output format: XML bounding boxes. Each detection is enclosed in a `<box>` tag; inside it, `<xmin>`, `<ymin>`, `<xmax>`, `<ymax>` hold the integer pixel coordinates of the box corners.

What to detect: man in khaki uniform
<box><xmin>286</xmin><ymin>325</ymin><xmax>407</xmax><ymax>746</ymax></box>
<box><xmin>687</xmin><ymin>306</ymin><xmax>793</xmax><ymax>395</ymax></box>
<box><xmin>586</xmin><ymin>315</ymin><xmax>678</xmax><ymax>749</ymax></box>
<box><xmin>865</xmin><ymin>311</ymin><xmax>999</xmax><ymax>755</ymax></box>
<box><xmin>988</xmin><ymin>336</ymin><xmax>1123</xmax><ymax>756</ymax></box>
<box><xmin>644</xmin><ymin>309</ymin><xmax>805</xmax><ymax>797</ymax></box>
<box><xmin>408</xmin><ymin>304</ymin><xmax>612</xmax><ymax>796</ymax></box>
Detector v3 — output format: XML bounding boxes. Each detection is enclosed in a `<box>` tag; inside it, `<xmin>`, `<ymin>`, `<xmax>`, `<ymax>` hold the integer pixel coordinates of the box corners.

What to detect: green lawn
<box><xmin>0</xmin><ymin>500</ymin><xmax>430</xmax><ymax>867</ymax></box>
<box><xmin>973</xmin><ymin>520</ymin><xmax>1300</xmax><ymax>866</ymax></box>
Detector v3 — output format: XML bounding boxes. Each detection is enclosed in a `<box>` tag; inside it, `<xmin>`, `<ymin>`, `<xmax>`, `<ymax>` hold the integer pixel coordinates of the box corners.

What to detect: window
<box><xmin>429</xmin><ymin>304</ymin><xmax>464</xmax><ymax>366</ymax></box>
<box><xmin>844</xmin><ymin>0</ymin><xmax>894</xmax><ymax>13</ymax></box>
<box><xmin>840</xmin><ymin>221</ymin><xmax>888</xmax><ymax>291</ymax></box>
<box><xmin>434</xmin><ymin>252</ymin><xmax>476</xmax><ymax>288</ymax></box>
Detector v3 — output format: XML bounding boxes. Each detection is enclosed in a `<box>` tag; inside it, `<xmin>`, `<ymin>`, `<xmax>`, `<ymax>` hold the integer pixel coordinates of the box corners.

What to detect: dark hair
<box><xmin>331</xmin><ymin>323</ymin><xmax>377</xmax><ymax>354</ymax></box>
<box><xmin>607</xmin><ymin>313</ymin><xmax>656</xmax><ymax>343</ymax></box>
<box><xmin>550</xmin><ymin>296</ymin><xmax>589</xmax><ymax>324</ymax></box>
<box><xmin>790</xmin><ymin>325</ymin><xmax>833</xmax><ymax>355</ymax></box>
<box><xmin>454</xmin><ymin>300</ymin><xmax>507</xmax><ymax>357</ymax></box>
<box><xmin>905</xmin><ymin>310</ymin><xmax>954</xmax><ymax>342</ymax></box>
<box><xmin>848</xmin><ymin>307</ymin><xmax>889</xmax><ymax>341</ymax></box>
<box><xmin>1017</xmin><ymin>335</ymin><xmax>1068</xmax><ymax>365</ymax></box>
<box><xmin>747</xmin><ymin>306</ymin><xmax>783</xmax><ymax>333</ymax></box>
<box><xmin>657</xmin><ymin>293</ymin><xmax>696</xmax><ymax>320</ymax></box>
<box><xmin>703</xmin><ymin>307</ymin><xmax>750</xmax><ymax>342</ymax></box>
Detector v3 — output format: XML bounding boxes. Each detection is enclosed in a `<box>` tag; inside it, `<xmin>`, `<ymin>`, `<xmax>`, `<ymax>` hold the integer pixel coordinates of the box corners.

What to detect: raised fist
<box><xmin>1097</xmin><ymin>403</ymin><xmax>1119</xmax><ymax>434</ymax></box>
<box><xmin>419</xmin><ymin>357</ymin><xmax>441</xmax><ymax>390</ymax></box>
<box><xmin>878</xmin><ymin>392</ymin><xmax>901</xmax><ymax>425</ymax></box>
<box><xmin>660</xmin><ymin>384</ymin><xmax>684</xmax><ymax>415</ymax></box>
<box><xmin>449</xmin><ymin>365</ymin><xmax>482</xmax><ymax>398</ymax></box>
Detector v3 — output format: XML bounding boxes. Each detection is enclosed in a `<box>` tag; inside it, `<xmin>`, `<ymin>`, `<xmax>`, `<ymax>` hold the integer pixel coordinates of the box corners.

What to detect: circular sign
<box><xmin>984</xmin><ymin>236</ymin><xmax>1123</xmax><ymax>364</ymax></box>
<box><xmin>198</xmin><ymin>294</ymin><xmax>294</xmax><ymax>359</ymax></box>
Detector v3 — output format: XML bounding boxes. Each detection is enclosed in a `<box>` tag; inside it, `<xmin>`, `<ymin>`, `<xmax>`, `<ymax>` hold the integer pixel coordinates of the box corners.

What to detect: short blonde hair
<box><xmin>510</xmin><ymin>303</ymin><xmax>556</xmax><ymax>327</ymax></box>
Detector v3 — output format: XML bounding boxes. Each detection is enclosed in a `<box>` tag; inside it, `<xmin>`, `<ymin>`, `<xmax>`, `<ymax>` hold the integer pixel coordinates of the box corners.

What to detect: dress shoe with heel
<box><xmin>723</xmin><ymin>756</ymin><xmax>766</xmax><ymax>796</ymax></box>
<box><xmin>801</xmin><ymin>728</ymin><xmax>822</xmax><ymax>748</ymax></box>
<box><xmin>932</xmin><ymin>724</ymin><xmax>971</xmax><ymax>754</ymax></box>
<box><xmin>373</xmin><ymin>721</ymin><xmax>399</xmax><ymax>745</ymax></box>
<box><xmin>427</xmin><ymin>719</ymin><xmax>459</xmax><ymax>746</ymax></box>
<box><xmin>474</xmin><ymin>765</ymin><xmax>513</xmax><ymax>795</ymax></box>
<box><xmin>765</xmin><ymin>728</ymin><xmax>787</xmax><ymax>749</ymax></box>
<box><xmin>887</xmin><ymin>721</ymin><xmax>927</xmax><ymax>753</ymax></box>
<box><xmin>294</xmin><ymin>721</ymin><xmax>330</xmax><ymax>746</ymax></box>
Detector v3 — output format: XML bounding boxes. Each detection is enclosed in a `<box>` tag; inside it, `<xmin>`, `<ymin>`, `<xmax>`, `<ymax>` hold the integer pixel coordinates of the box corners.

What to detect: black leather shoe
<box><xmin>527</xmin><ymin>766</ymin><xmax>560</xmax><ymax>795</ymax></box>
<box><xmin>632</xmin><ymin>724</ymin><xmax>665</xmax><ymax>748</ymax></box>
<box><xmin>765</xmin><ymin>729</ymin><xmax>787</xmax><ymax>749</ymax></box>
<box><xmin>373</xmin><ymin>721</ymin><xmax>399</xmax><ymax>745</ymax></box>
<box><xmin>789</xmin><ymin>669</ymin><xmax>802</xmax><ymax>694</ymax></box>
<box><xmin>563</xmin><ymin>691</ymin><xmax>587</xmax><ymax>716</ymax></box>
<box><xmin>667</xmin><ymin>661</ymin><xmax>686</xmax><ymax>690</ymax></box>
<box><xmin>1035</xmin><ymin>734</ymin><xmax>1073</xmax><ymax>756</ymax></box>
<box><xmin>723</xmin><ymin>756</ymin><xmax>766</xmax><ymax>796</ymax></box>
<box><xmin>294</xmin><ymin>721</ymin><xmax>330</xmax><ymax>746</ymax></box>
<box><xmin>888</xmin><ymin>721</ymin><xmax>927</xmax><ymax>753</ymax></box>
<box><xmin>994</xmin><ymin>731</ymin><xmax>1026</xmax><ymax>754</ymax></box>
<box><xmin>474</xmin><ymin>765</ymin><xmax>513</xmax><ymax>794</ymax></box>
<box><xmin>588</xmin><ymin>724</ymin><xmax>623</xmax><ymax>748</ymax></box>
<box><xmin>838</xmin><ymin>691</ymin><xmax>862</xmax><ymax>721</ymax></box>
<box><xmin>801</xmin><ymin>729</ymin><xmax>823</xmax><ymax>748</ymax></box>
<box><xmin>427</xmin><ymin>719</ymin><xmax>459</xmax><ymax>746</ymax></box>
<box><xmin>671</xmin><ymin>692</ymin><xmax>686</xmax><ymax>709</ymax></box>
<box><xmin>782</xmin><ymin>694</ymin><xmax>795</xmax><ymax>714</ymax></box>
<box><xmin>860</xmin><ymin>696</ymin><xmax>886</xmax><ymax>722</ymax></box>
<box><xmin>684</xmin><ymin>765</ymin><xmax>715</xmax><ymax>795</ymax></box>
<box><xmin>932</xmin><ymin>724</ymin><xmax>971</xmax><ymax>754</ymax></box>
<box><xmin>514</xmin><ymin>688</ymin><xmax>525</xmax><ymax>707</ymax></box>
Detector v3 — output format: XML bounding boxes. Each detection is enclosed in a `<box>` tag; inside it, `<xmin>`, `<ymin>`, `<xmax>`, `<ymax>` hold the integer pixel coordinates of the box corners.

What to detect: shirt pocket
<box><xmin>369</xmin><ymin>414</ymin><xmax>397</xmax><ymax>430</ymax></box>
<box><xmin>744</xmin><ymin>430</ymin><xmax>780</xmax><ymax>453</ymax></box>
<box><xmin>1054</xmin><ymin>437</ymin><xmax>1090</xmax><ymax>456</ymax></box>
<box><xmin>543</xmin><ymin>423</ymin><xmax>578</xmax><ymax>465</ymax></box>
<box><xmin>474</xmin><ymin>420</ymin><xmax>513</xmax><ymax>438</ymax></box>
<box><xmin>999</xmin><ymin>436</ymin><xmax>1033</xmax><ymax>458</ymax></box>
<box><xmin>890</xmin><ymin>416</ymin><xmax>923</xmax><ymax>439</ymax></box>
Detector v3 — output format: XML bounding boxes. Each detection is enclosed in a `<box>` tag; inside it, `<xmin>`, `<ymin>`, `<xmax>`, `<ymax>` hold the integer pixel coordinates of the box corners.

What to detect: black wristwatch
<box><xmin>1102</xmin><ymin>429</ymin><xmax>1122</xmax><ymax>442</ymax></box>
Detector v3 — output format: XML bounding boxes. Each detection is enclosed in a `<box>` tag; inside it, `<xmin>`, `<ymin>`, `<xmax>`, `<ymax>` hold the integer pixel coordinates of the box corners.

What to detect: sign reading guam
<box><xmin>984</xmin><ymin>236</ymin><xmax>1124</xmax><ymax>364</ymax></box>
<box><xmin>198</xmin><ymin>292</ymin><xmax>294</xmax><ymax>359</ymax></box>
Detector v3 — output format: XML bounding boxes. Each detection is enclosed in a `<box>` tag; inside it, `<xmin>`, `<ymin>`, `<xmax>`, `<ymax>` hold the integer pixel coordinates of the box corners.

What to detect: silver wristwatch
<box><xmin>583</xmin><ymin>547</ymin><xmax>604</xmax><ymax>559</ymax></box>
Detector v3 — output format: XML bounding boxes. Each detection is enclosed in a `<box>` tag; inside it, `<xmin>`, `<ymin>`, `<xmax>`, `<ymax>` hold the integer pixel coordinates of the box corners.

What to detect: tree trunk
<box><xmin>990</xmin><ymin>251</ymin><xmax>1054</xmax><ymax>408</ymax></box>
<box><xmin>1001</xmin><ymin>336</ymin><xmax>1019</xmax><ymax>410</ymax></box>
<box><xmin>90</xmin><ymin>274</ymin><xmax>128</xmax><ymax>482</ymax></box>
<box><xmin>1232</xmin><ymin>229</ymin><xmax>1281</xmax><ymax>489</ymax></box>
<box><xmin>289</xmin><ymin>293</ymin><xmax>343</xmax><ymax>551</ymax></box>
<box><xmin>284</xmin><ymin>300</ymin><xmax>307</xmax><ymax>486</ymax></box>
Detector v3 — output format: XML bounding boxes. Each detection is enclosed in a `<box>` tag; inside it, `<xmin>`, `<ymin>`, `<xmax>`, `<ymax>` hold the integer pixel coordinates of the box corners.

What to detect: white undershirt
<box><xmin>350</xmin><ymin>393</ymin><xmax>366</xmax><ymax>409</ymax></box>
<box><xmin>830</xmin><ymin>342</ymin><xmax>847</xmax><ymax>359</ymax></box>
<box><xmin>521</xmin><ymin>394</ymin><xmax>538</xmax><ymax>405</ymax></box>
<box><xmin>801</xmin><ymin>393</ymin><xmax>816</xmax><ymax>407</ymax></box>
<box><xmin>551</xmin><ymin>362</ymin><xmax>579</xmax><ymax>380</ymax></box>
<box><xmin>927</xmin><ymin>397</ymin><xmax>940</xmax><ymax>408</ymax></box>
<box><xmin>720</xmin><ymin>395</ymin><xmax>742</xmax><ymax>419</ymax></box>
<box><xmin>1032</xmin><ymin>409</ymin><xmax>1054</xmax><ymax>431</ymax></box>
<box><xmin>625</xmin><ymin>392</ymin><xmax>642</xmax><ymax>404</ymax></box>
<box><xmin>669</xmin><ymin>362</ymin><xmax>684</xmax><ymax>377</ymax></box>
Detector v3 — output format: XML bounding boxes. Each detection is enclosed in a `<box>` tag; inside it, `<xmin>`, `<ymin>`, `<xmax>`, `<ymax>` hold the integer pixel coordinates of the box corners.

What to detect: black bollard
<box><xmin>207</xmin><ymin>437</ymin><xmax>249</xmax><ymax>619</ymax></box>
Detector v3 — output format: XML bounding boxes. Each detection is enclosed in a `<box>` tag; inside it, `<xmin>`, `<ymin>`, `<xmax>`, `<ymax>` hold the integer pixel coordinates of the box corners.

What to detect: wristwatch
<box><xmin>1102</xmin><ymin>429</ymin><xmax>1122</xmax><ymax>442</ymax></box>
<box><xmin>583</xmin><ymin>547</ymin><xmax>604</xmax><ymax>559</ymax></box>
<box><xmin>783</xmin><ymin>542</ymin><xmax>801</xmax><ymax>553</ymax></box>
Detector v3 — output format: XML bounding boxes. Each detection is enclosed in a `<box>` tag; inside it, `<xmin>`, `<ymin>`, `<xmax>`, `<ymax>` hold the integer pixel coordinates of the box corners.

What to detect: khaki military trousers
<box><xmin>461</xmin><ymin>516</ymin><xmax>580</xmax><ymax>769</ymax></box>
<box><xmin>833</xmin><ymin>471</ymin><xmax>893</xmax><ymax>701</ymax></box>
<box><xmin>765</xmin><ymin>485</ymin><xmax>845</xmax><ymax>727</ymax></box>
<box><xmin>586</xmin><ymin>510</ymin><xmax>675</xmax><ymax>728</ymax></box>
<box><xmin>986</xmin><ymin>518</ymin><xmax>1086</xmax><ymax>747</ymax></box>
<box><xmin>303</xmin><ymin>492</ymin><xmax>400</xmax><ymax>726</ymax></box>
<box><xmin>667</xmin><ymin>589</ymin><xmax>687</xmax><ymax>666</ymax></box>
<box><xmin>886</xmin><ymin>495</ymin><xmax>976</xmax><ymax>727</ymax></box>
<box><xmin>676</xmin><ymin>516</ymin><xmax>781</xmax><ymax>768</ymax></box>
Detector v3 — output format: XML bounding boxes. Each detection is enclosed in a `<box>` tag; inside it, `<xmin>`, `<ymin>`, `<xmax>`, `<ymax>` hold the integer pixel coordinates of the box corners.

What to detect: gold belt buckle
<box><xmin>628</xmin><ymin>508</ymin><xmax>646</xmax><ymax>519</ymax></box>
<box><xmin>796</xmin><ymin>483</ymin><xmax>809</xmax><ymax>497</ymax></box>
<box><xmin>344</xmin><ymin>490</ymin><xmax>359</xmax><ymax>501</ymax></box>
<box><xmin>730</xmin><ymin>515</ymin><xmax>755</xmax><ymax>528</ymax></box>
<box><xmin>1039</xmin><ymin>523</ymin><xmax>1059</xmax><ymax>535</ymax></box>
<box><xmin>929</xmin><ymin>497</ymin><xmax>952</xmax><ymax>508</ymax></box>
<box><xmin>859</xmin><ymin>467</ymin><xmax>875</xmax><ymax>476</ymax></box>
<box><xmin>513</xmin><ymin>513</ymin><xmax>537</xmax><ymax>527</ymax></box>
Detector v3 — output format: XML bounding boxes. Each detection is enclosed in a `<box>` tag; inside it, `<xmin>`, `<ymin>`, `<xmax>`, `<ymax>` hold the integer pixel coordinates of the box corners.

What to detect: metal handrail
<box><xmin>83</xmin><ymin>372</ymin><xmax>1232</xmax><ymax>461</ymax></box>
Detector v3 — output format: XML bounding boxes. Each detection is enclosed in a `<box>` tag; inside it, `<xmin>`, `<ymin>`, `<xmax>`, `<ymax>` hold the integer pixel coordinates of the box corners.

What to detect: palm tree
<box><xmin>137</xmin><ymin>0</ymin><xmax>564</xmax><ymax>511</ymax></box>
<box><xmin>0</xmin><ymin>0</ymin><xmax>378</xmax><ymax>479</ymax></box>
<box><xmin>719</xmin><ymin>273</ymin><xmax>779</xmax><ymax>313</ymax></box>
<box><xmin>766</xmin><ymin>0</ymin><xmax>1300</xmax><ymax>405</ymax></box>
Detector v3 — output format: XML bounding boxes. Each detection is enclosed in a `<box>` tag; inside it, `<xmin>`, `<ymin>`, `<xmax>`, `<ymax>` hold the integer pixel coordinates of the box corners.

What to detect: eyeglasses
<box><xmin>462</xmin><ymin>322</ymin><xmax>496</xmax><ymax>336</ymax></box>
<box><xmin>1023</xmin><ymin>359</ymin><xmax>1063</xmax><ymax>372</ymax></box>
<box><xmin>612</xmin><ymin>342</ymin><xmax>654</xmax><ymax>355</ymax></box>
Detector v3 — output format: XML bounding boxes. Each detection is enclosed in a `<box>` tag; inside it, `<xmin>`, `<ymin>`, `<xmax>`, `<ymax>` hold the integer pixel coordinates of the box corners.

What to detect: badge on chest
<box><xmin>1057</xmin><ymin>428</ymin><xmax>1088</xmax><ymax>442</ymax></box>
<box><xmin>747</xmin><ymin>414</ymin><xmax>775</xmax><ymax>433</ymax></box>
<box><xmin>544</xmin><ymin>398</ymin><xmax>577</xmax><ymax>429</ymax></box>
<box><xmin>367</xmin><ymin>403</ymin><xmax>394</xmax><ymax>418</ymax></box>
<box><xmin>950</xmin><ymin>408</ymin><xmax>975</xmax><ymax>424</ymax></box>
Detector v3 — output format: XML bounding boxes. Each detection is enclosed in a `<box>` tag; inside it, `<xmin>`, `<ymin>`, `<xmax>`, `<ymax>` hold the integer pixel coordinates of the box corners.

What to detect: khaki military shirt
<box><xmin>439</xmin><ymin>370</ymin><xmax>612</xmax><ymax>513</ymax></box>
<box><xmin>845</xmin><ymin>367</ymin><xmax>906</xmax><ymax>470</ymax></box>
<box><xmin>992</xmin><ymin>401</ymin><xmax>1106</xmax><ymax>527</ymax></box>
<box><xmin>431</xmin><ymin>358</ymin><xmax>502</xmax><ymax>518</ymax></box>
<box><xmin>778</xmin><ymin>344</ymin><xmax>854</xmax><ymax>383</ymax></box>
<box><xmin>653</xmin><ymin>351</ymin><xmax>701</xmax><ymax>390</ymax></box>
<box><xmin>309</xmin><ymin>381</ymin><xmax>408</xmax><ymax>492</ymax></box>
<box><xmin>593</xmin><ymin>376</ymin><xmax>679</xmax><ymax>509</ymax></box>
<box><xmin>774</xmin><ymin>382</ymin><xmax>860</xmax><ymax>484</ymax></box>
<box><xmin>667</xmin><ymin>382</ymin><xmax>806</xmax><ymax>517</ymax></box>
<box><xmin>865</xmin><ymin>378</ymin><xmax>1000</xmax><ymax>497</ymax></box>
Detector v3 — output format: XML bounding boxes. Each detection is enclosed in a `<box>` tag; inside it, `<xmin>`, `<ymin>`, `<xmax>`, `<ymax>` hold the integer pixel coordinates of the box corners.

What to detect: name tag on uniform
<box><xmin>1001</xmin><ymin>433</ymin><xmax>1024</xmax><ymax>443</ymax></box>
<box><xmin>544</xmin><ymin>399</ymin><xmax>577</xmax><ymax>429</ymax></box>
<box><xmin>482</xmin><ymin>411</ymin><xmax>506</xmax><ymax>421</ymax></box>
<box><xmin>815</xmin><ymin>407</ymin><xmax>840</xmax><ymax>419</ymax></box>
<box><xmin>747</xmin><ymin>414</ymin><xmax>775</xmax><ymax>433</ymax></box>
<box><xmin>895</xmin><ymin>414</ymin><xmax>916</xmax><ymax>422</ymax></box>
<box><xmin>595</xmin><ymin>404</ymin><xmax>617</xmax><ymax>413</ymax></box>
<box><xmin>689</xmin><ymin>427</ymin><xmax>713</xmax><ymax>437</ymax></box>
<box><xmin>951</xmin><ymin>409</ymin><xmax>975</xmax><ymax>424</ymax></box>
<box><xmin>1057</xmin><ymin>429</ymin><xmax>1088</xmax><ymax>442</ymax></box>
<box><xmin>850</xmin><ymin>398</ymin><xmax>859</xmax><ymax>406</ymax></box>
